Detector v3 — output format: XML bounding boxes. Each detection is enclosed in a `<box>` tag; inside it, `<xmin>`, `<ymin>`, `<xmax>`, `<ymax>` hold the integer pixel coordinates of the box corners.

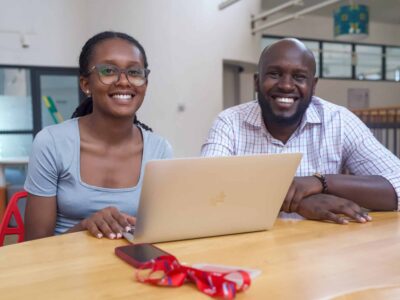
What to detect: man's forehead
<box><xmin>259</xmin><ymin>39</ymin><xmax>316</xmax><ymax>73</ymax></box>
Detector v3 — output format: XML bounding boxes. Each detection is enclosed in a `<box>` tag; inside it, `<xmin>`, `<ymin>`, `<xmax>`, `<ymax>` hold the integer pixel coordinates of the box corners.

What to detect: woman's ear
<box><xmin>79</xmin><ymin>76</ymin><xmax>90</xmax><ymax>96</ymax></box>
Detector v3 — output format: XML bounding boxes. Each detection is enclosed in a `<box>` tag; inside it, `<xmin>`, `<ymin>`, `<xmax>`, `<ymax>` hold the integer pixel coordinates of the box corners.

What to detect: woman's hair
<box><xmin>71</xmin><ymin>31</ymin><xmax>152</xmax><ymax>132</ymax></box>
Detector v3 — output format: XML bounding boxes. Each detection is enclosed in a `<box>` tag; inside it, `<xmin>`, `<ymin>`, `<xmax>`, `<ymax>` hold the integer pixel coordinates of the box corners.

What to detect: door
<box><xmin>223</xmin><ymin>60</ymin><xmax>257</xmax><ymax>109</ymax></box>
<box><xmin>32</xmin><ymin>68</ymin><xmax>82</xmax><ymax>134</ymax></box>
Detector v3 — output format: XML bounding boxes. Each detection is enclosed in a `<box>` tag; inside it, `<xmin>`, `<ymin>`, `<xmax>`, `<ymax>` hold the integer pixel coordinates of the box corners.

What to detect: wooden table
<box><xmin>0</xmin><ymin>212</ymin><xmax>399</xmax><ymax>299</ymax></box>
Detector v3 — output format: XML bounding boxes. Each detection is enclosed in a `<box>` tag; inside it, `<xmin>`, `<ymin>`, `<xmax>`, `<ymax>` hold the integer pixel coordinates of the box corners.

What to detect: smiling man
<box><xmin>201</xmin><ymin>38</ymin><xmax>400</xmax><ymax>223</ymax></box>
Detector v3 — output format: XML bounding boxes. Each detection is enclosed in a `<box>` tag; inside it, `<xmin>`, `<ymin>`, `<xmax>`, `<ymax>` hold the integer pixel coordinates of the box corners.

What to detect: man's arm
<box><xmin>285</xmin><ymin>109</ymin><xmax>400</xmax><ymax>221</ymax></box>
<box><xmin>325</xmin><ymin>174</ymin><xmax>397</xmax><ymax>211</ymax></box>
<box><xmin>284</xmin><ymin>174</ymin><xmax>397</xmax><ymax>214</ymax></box>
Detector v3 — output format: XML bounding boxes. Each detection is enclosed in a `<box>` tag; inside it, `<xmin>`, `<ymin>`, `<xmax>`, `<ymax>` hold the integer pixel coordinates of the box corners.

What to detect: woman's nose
<box><xmin>116</xmin><ymin>71</ymin><xmax>131</xmax><ymax>86</ymax></box>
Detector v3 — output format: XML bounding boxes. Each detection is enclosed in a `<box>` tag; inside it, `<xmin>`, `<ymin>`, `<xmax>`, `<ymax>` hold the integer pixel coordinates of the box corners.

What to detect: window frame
<box><xmin>0</xmin><ymin>64</ymin><xmax>82</xmax><ymax>137</ymax></box>
<box><xmin>385</xmin><ymin>46</ymin><xmax>400</xmax><ymax>81</ymax></box>
<box><xmin>261</xmin><ymin>35</ymin><xmax>400</xmax><ymax>82</ymax></box>
<box><xmin>0</xmin><ymin>64</ymin><xmax>83</xmax><ymax>158</ymax></box>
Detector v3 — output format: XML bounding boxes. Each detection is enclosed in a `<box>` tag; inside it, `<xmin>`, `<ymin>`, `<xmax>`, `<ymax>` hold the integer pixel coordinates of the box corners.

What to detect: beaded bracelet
<box><xmin>313</xmin><ymin>173</ymin><xmax>328</xmax><ymax>193</ymax></box>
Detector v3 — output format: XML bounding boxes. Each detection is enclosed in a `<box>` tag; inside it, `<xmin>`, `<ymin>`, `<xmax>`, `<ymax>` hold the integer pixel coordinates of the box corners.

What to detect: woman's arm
<box><xmin>24</xmin><ymin>193</ymin><xmax>57</xmax><ymax>241</ymax></box>
<box><xmin>24</xmin><ymin>194</ymin><xmax>136</xmax><ymax>240</ymax></box>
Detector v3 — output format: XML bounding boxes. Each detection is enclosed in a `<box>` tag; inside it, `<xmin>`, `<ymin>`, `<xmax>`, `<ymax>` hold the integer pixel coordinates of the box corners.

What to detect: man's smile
<box><xmin>270</xmin><ymin>96</ymin><xmax>298</xmax><ymax>109</ymax></box>
<box><xmin>275</xmin><ymin>97</ymin><xmax>295</xmax><ymax>107</ymax></box>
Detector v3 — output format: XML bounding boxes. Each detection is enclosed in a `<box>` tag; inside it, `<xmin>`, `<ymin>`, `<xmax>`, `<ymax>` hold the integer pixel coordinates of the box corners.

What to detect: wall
<box><xmin>0</xmin><ymin>0</ymin><xmax>87</xmax><ymax>66</ymax></box>
<box><xmin>316</xmin><ymin>80</ymin><xmax>400</xmax><ymax>107</ymax></box>
<box><xmin>265</xmin><ymin>14</ymin><xmax>400</xmax><ymax>45</ymax></box>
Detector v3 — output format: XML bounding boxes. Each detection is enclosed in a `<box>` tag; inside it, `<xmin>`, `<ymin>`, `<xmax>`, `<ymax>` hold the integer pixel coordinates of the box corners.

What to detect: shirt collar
<box><xmin>302</xmin><ymin>96</ymin><xmax>322</xmax><ymax>125</ymax></box>
<box><xmin>243</xmin><ymin>100</ymin><xmax>263</xmax><ymax>128</ymax></box>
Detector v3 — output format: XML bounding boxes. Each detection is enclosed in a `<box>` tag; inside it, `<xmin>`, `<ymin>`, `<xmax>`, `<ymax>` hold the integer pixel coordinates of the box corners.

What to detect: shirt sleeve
<box><xmin>342</xmin><ymin>109</ymin><xmax>400</xmax><ymax>210</ymax></box>
<box><xmin>201</xmin><ymin>115</ymin><xmax>236</xmax><ymax>157</ymax></box>
<box><xmin>24</xmin><ymin>129</ymin><xmax>59</xmax><ymax>197</ymax></box>
<box><xmin>161</xmin><ymin>139</ymin><xmax>174</xmax><ymax>159</ymax></box>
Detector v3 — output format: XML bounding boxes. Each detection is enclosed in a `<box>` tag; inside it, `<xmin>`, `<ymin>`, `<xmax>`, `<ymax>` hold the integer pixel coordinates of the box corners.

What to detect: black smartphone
<box><xmin>115</xmin><ymin>243</ymin><xmax>171</xmax><ymax>268</ymax></box>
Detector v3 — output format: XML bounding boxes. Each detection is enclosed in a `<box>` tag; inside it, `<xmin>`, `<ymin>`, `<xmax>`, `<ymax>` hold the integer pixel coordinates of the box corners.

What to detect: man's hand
<box><xmin>281</xmin><ymin>176</ymin><xmax>324</xmax><ymax>213</ymax></box>
<box><xmin>80</xmin><ymin>206</ymin><xmax>136</xmax><ymax>239</ymax></box>
<box><xmin>296</xmin><ymin>194</ymin><xmax>372</xmax><ymax>224</ymax></box>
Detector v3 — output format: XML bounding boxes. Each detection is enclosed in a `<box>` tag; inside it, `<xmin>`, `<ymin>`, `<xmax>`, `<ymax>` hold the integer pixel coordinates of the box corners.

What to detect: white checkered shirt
<box><xmin>201</xmin><ymin>97</ymin><xmax>400</xmax><ymax>210</ymax></box>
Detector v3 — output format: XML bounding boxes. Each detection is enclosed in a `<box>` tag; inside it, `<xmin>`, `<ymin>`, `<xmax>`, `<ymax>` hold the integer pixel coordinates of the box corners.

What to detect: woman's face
<box><xmin>80</xmin><ymin>38</ymin><xmax>148</xmax><ymax>119</ymax></box>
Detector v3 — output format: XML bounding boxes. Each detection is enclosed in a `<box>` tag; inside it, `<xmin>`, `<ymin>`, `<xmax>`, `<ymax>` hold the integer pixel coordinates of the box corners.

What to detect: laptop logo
<box><xmin>209</xmin><ymin>192</ymin><xmax>226</xmax><ymax>206</ymax></box>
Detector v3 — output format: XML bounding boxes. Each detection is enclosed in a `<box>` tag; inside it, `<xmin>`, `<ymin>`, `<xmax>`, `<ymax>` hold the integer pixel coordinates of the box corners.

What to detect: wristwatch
<box><xmin>313</xmin><ymin>173</ymin><xmax>328</xmax><ymax>193</ymax></box>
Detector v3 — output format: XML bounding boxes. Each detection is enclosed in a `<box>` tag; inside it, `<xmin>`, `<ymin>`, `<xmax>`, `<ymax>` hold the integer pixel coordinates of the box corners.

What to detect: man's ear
<box><xmin>312</xmin><ymin>77</ymin><xmax>318</xmax><ymax>95</ymax></box>
<box><xmin>254</xmin><ymin>72</ymin><xmax>260</xmax><ymax>93</ymax></box>
<box><xmin>79</xmin><ymin>76</ymin><xmax>90</xmax><ymax>95</ymax></box>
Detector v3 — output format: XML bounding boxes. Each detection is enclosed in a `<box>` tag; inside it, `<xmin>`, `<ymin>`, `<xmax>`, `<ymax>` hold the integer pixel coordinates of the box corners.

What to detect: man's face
<box><xmin>256</xmin><ymin>40</ymin><xmax>318</xmax><ymax>127</ymax></box>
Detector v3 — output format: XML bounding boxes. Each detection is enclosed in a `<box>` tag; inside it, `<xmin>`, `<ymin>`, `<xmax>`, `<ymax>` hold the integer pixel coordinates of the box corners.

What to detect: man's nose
<box><xmin>277</xmin><ymin>74</ymin><xmax>295</xmax><ymax>91</ymax></box>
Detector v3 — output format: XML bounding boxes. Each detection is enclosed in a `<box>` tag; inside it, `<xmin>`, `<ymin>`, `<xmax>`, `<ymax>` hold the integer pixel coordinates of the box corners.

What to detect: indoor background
<box><xmin>0</xmin><ymin>0</ymin><xmax>399</xmax><ymax>172</ymax></box>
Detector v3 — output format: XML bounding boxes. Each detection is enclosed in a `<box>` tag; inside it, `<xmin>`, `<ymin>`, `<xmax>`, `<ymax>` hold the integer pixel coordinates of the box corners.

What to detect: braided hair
<box><xmin>71</xmin><ymin>31</ymin><xmax>152</xmax><ymax>132</ymax></box>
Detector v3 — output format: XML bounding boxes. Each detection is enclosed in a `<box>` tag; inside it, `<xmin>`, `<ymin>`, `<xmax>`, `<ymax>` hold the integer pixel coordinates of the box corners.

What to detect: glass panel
<box><xmin>323</xmin><ymin>43</ymin><xmax>352</xmax><ymax>78</ymax></box>
<box><xmin>0</xmin><ymin>134</ymin><xmax>32</xmax><ymax>158</ymax></box>
<box><xmin>40</xmin><ymin>75</ymin><xmax>80</xmax><ymax>128</ymax></box>
<box><xmin>0</xmin><ymin>68</ymin><xmax>33</xmax><ymax>130</ymax></box>
<box><xmin>355</xmin><ymin>45</ymin><xmax>382</xmax><ymax>80</ymax></box>
<box><xmin>300</xmin><ymin>40</ymin><xmax>320</xmax><ymax>77</ymax></box>
<box><xmin>260</xmin><ymin>37</ymin><xmax>280</xmax><ymax>51</ymax></box>
<box><xmin>386</xmin><ymin>47</ymin><xmax>400</xmax><ymax>81</ymax></box>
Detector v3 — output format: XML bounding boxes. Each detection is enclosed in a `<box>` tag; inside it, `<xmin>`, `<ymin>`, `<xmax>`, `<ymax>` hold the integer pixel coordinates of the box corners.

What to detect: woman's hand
<box><xmin>80</xmin><ymin>206</ymin><xmax>136</xmax><ymax>239</ymax></box>
<box><xmin>296</xmin><ymin>194</ymin><xmax>372</xmax><ymax>224</ymax></box>
<box><xmin>281</xmin><ymin>176</ymin><xmax>323</xmax><ymax>213</ymax></box>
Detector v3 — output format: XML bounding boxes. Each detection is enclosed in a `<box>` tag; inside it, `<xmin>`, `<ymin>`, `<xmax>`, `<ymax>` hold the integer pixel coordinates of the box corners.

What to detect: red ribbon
<box><xmin>135</xmin><ymin>255</ymin><xmax>251</xmax><ymax>299</ymax></box>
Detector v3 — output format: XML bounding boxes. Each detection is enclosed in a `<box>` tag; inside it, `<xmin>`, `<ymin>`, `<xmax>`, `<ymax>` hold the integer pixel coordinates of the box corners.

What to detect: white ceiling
<box><xmin>261</xmin><ymin>0</ymin><xmax>400</xmax><ymax>24</ymax></box>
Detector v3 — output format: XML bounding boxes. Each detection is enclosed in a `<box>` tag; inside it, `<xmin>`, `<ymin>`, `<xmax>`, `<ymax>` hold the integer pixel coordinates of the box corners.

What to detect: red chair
<box><xmin>0</xmin><ymin>190</ymin><xmax>27</xmax><ymax>246</ymax></box>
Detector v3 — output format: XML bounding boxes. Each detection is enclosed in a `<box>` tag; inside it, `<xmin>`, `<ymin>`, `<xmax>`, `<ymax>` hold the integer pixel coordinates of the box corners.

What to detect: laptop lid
<box><xmin>131</xmin><ymin>153</ymin><xmax>302</xmax><ymax>243</ymax></box>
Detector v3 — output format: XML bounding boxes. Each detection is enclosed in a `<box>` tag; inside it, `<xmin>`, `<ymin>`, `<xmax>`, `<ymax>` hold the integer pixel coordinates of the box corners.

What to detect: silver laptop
<box><xmin>124</xmin><ymin>153</ymin><xmax>302</xmax><ymax>243</ymax></box>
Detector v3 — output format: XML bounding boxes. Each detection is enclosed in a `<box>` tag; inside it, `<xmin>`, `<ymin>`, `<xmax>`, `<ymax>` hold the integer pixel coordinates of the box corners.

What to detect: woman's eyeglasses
<box><xmin>89</xmin><ymin>64</ymin><xmax>150</xmax><ymax>87</ymax></box>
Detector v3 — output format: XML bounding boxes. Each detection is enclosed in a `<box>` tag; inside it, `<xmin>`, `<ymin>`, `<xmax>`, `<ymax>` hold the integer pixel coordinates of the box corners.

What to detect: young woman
<box><xmin>24</xmin><ymin>31</ymin><xmax>172</xmax><ymax>240</ymax></box>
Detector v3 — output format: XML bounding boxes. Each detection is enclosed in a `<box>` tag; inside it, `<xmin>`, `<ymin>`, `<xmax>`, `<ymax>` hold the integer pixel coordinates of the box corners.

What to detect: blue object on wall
<box><xmin>334</xmin><ymin>4</ymin><xmax>369</xmax><ymax>40</ymax></box>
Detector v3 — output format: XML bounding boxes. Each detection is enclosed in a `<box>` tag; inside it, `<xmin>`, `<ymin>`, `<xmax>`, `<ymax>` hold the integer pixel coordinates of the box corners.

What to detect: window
<box><xmin>355</xmin><ymin>45</ymin><xmax>382</xmax><ymax>80</ymax></box>
<box><xmin>261</xmin><ymin>35</ymin><xmax>399</xmax><ymax>82</ymax></box>
<box><xmin>0</xmin><ymin>66</ymin><xmax>80</xmax><ymax>159</ymax></box>
<box><xmin>322</xmin><ymin>43</ymin><xmax>352</xmax><ymax>78</ymax></box>
<box><xmin>386</xmin><ymin>47</ymin><xmax>400</xmax><ymax>81</ymax></box>
<box><xmin>260</xmin><ymin>37</ymin><xmax>279</xmax><ymax>51</ymax></box>
<box><xmin>40</xmin><ymin>74</ymin><xmax>80</xmax><ymax>128</ymax></box>
<box><xmin>301</xmin><ymin>40</ymin><xmax>320</xmax><ymax>77</ymax></box>
<box><xmin>0</xmin><ymin>68</ymin><xmax>33</xmax><ymax>157</ymax></box>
